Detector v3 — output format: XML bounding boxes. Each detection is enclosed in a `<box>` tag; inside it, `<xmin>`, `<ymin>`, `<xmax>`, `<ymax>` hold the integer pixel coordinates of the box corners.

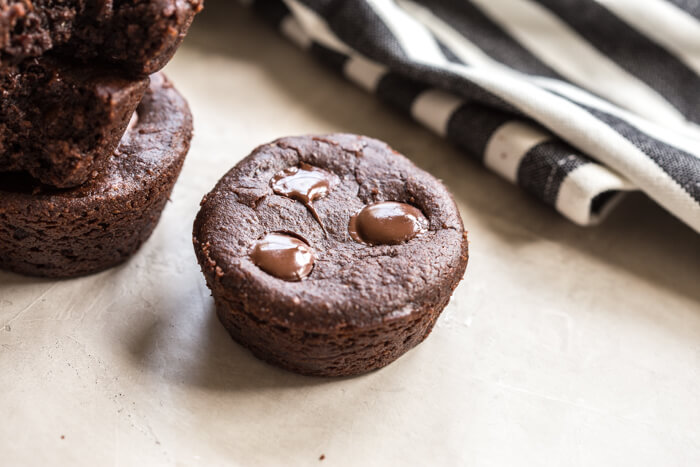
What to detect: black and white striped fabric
<box><xmin>247</xmin><ymin>0</ymin><xmax>700</xmax><ymax>232</ymax></box>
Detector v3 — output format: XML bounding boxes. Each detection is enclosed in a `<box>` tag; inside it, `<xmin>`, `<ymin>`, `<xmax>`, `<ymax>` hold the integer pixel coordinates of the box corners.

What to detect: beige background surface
<box><xmin>2</xmin><ymin>2</ymin><xmax>699</xmax><ymax>466</ymax></box>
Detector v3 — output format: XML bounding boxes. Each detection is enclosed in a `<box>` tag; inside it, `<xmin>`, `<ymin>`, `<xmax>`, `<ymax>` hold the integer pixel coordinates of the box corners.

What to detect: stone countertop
<box><xmin>1</xmin><ymin>2</ymin><xmax>699</xmax><ymax>466</ymax></box>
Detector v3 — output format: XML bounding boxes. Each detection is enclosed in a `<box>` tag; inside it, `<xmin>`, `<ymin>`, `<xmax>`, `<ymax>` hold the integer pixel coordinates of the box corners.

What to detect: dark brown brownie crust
<box><xmin>0</xmin><ymin>73</ymin><xmax>193</xmax><ymax>278</ymax></box>
<box><xmin>193</xmin><ymin>134</ymin><xmax>469</xmax><ymax>377</ymax></box>
<box><xmin>0</xmin><ymin>57</ymin><xmax>148</xmax><ymax>188</ymax></box>
<box><xmin>0</xmin><ymin>0</ymin><xmax>204</xmax><ymax>74</ymax></box>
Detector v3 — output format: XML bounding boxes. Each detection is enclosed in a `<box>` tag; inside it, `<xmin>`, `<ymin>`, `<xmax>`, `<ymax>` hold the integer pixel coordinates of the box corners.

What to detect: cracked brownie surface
<box><xmin>0</xmin><ymin>0</ymin><xmax>204</xmax><ymax>74</ymax></box>
<box><xmin>193</xmin><ymin>134</ymin><xmax>469</xmax><ymax>377</ymax></box>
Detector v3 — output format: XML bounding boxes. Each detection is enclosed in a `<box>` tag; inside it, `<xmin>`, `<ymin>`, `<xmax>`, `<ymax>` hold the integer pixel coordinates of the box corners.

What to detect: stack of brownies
<box><xmin>0</xmin><ymin>0</ymin><xmax>203</xmax><ymax>278</ymax></box>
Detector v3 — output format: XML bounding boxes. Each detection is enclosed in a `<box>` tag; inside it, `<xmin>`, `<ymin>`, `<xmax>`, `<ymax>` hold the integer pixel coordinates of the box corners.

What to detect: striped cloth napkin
<box><xmin>247</xmin><ymin>0</ymin><xmax>700</xmax><ymax>232</ymax></box>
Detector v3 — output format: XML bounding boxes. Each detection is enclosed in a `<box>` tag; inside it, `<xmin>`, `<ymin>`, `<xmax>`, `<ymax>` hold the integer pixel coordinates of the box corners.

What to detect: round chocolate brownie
<box><xmin>0</xmin><ymin>73</ymin><xmax>193</xmax><ymax>278</ymax></box>
<box><xmin>193</xmin><ymin>134</ymin><xmax>468</xmax><ymax>377</ymax></box>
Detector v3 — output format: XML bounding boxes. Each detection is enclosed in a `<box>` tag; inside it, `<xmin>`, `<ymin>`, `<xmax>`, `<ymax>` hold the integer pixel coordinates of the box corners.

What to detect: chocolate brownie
<box><xmin>0</xmin><ymin>73</ymin><xmax>192</xmax><ymax>278</ymax></box>
<box><xmin>0</xmin><ymin>0</ymin><xmax>204</xmax><ymax>74</ymax></box>
<box><xmin>0</xmin><ymin>56</ymin><xmax>148</xmax><ymax>188</ymax></box>
<box><xmin>193</xmin><ymin>134</ymin><xmax>469</xmax><ymax>377</ymax></box>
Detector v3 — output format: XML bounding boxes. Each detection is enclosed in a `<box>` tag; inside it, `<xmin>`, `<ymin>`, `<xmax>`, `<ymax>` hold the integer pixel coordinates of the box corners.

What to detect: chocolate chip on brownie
<box><xmin>349</xmin><ymin>201</ymin><xmax>429</xmax><ymax>245</ymax></box>
<box><xmin>0</xmin><ymin>0</ymin><xmax>204</xmax><ymax>74</ymax></box>
<box><xmin>251</xmin><ymin>232</ymin><xmax>316</xmax><ymax>282</ymax></box>
<box><xmin>271</xmin><ymin>162</ymin><xmax>340</xmax><ymax>230</ymax></box>
<box><xmin>0</xmin><ymin>73</ymin><xmax>193</xmax><ymax>278</ymax></box>
<box><xmin>193</xmin><ymin>134</ymin><xmax>469</xmax><ymax>377</ymax></box>
<box><xmin>0</xmin><ymin>56</ymin><xmax>149</xmax><ymax>188</ymax></box>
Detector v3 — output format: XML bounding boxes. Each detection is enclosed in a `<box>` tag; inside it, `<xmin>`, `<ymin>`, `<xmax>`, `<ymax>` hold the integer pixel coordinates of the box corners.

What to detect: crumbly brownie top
<box><xmin>0</xmin><ymin>56</ymin><xmax>149</xmax><ymax>187</ymax></box>
<box><xmin>0</xmin><ymin>0</ymin><xmax>203</xmax><ymax>73</ymax></box>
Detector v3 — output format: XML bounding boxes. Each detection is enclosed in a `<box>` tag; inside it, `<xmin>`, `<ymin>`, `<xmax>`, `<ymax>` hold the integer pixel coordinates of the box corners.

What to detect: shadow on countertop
<box><xmin>125</xmin><ymin>300</ymin><xmax>359</xmax><ymax>391</ymax></box>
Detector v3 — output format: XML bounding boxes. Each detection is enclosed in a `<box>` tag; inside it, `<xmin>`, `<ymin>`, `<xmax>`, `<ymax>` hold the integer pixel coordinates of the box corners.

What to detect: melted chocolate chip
<box><xmin>271</xmin><ymin>163</ymin><xmax>338</xmax><ymax>229</ymax></box>
<box><xmin>349</xmin><ymin>202</ymin><xmax>428</xmax><ymax>245</ymax></box>
<box><xmin>251</xmin><ymin>233</ymin><xmax>315</xmax><ymax>281</ymax></box>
